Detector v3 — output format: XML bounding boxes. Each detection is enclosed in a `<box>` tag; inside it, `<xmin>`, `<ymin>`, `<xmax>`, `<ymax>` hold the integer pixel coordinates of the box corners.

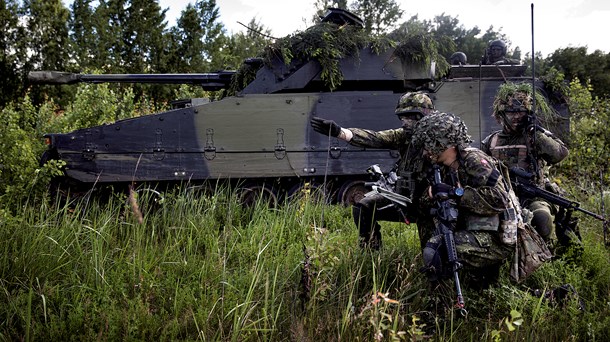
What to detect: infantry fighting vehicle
<box><xmin>31</xmin><ymin>8</ymin><xmax>568</xmax><ymax>206</ymax></box>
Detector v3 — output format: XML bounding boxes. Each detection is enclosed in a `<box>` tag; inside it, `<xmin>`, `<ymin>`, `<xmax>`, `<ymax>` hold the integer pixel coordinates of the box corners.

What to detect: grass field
<box><xmin>1</xmin><ymin>186</ymin><xmax>609</xmax><ymax>341</ymax></box>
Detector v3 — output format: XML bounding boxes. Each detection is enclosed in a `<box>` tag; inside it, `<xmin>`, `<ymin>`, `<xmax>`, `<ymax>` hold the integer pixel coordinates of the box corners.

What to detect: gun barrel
<box><xmin>28</xmin><ymin>71</ymin><xmax>236</xmax><ymax>90</ymax></box>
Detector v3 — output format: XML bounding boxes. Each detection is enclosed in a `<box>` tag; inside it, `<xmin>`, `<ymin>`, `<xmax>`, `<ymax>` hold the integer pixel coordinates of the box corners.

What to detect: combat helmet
<box><xmin>493</xmin><ymin>83</ymin><xmax>534</xmax><ymax>117</ymax></box>
<box><xmin>395</xmin><ymin>91</ymin><xmax>435</xmax><ymax>119</ymax></box>
<box><xmin>489</xmin><ymin>39</ymin><xmax>507</xmax><ymax>56</ymax></box>
<box><xmin>411</xmin><ymin>112</ymin><xmax>473</xmax><ymax>155</ymax></box>
<box><xmin>450</xmin><ymin>52</ymin><xmax>468</xmax><ymax>65</ymax></box>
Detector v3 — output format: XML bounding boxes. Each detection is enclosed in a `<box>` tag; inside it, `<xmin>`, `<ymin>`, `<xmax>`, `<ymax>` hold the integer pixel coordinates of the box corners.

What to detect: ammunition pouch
<box><xmin>499</xmin><ymin>208</ymin><xmax>518</xmax><ymax>246</ymax></box>
<box><xmin>395</xmin><ymin>170</ymin><xmax>415</xmax><ymax>198</ymax></box>
<box><xmin>465</xmin><ymin>213</ymin><xmax>500</xmax><ymax>232</ymax></box>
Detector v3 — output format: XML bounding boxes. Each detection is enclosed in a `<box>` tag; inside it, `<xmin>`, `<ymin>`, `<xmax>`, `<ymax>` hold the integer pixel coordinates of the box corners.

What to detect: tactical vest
<box><xmin>487</xmin><ymin>131</ymin><xmax>545</xmax><ymax>186</ymax></box>
<box><xmin>488</xmin><ymin>133</ymin><xmax>530</xmax><ymax>171</ymax></box>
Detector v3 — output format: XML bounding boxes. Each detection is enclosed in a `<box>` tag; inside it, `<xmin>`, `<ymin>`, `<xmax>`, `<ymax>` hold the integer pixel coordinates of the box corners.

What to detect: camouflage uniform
<box><xmin>348</xmin><ymin>92</ymin><xmax>434</xmax><ymax>249</ymax></box>
<box><xmin>481</xmin><ymin>83</ymin><xmax>569</xmax><ymax>241</ymax></box>
<box><xmin>412</xmin><ymin>112</ymin><xmax>515</xmax><ymax>284</ymax></box>
<box><xmin>480</xmin><ymin>40</ymin><xmax>520</xmax><ymax>65</ymax></box>
<box><xmin>311</xmin><ymin>92</ymin><xmax>435</xmax><ymax>249</ymax></box>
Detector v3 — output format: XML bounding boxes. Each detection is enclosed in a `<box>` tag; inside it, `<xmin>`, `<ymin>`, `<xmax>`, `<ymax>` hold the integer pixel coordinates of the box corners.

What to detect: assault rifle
<box><xmin>509</xmin><ymin>167</ymin><xmax>604</xmax><ymax>222</ymax></box>
<box><xmin>363</xmin><ymin>164</ymin><xmax>411</xmax><ymax>223</ymax></box>
<box><xmin>430</xmin><ymin>165</ymin><xmax>467</xmax><ymax>315</ymax></box>
<box><xmin>364</xmin><ymin>164</ymin><xmax>467</xmax><ymax>314</ymax></box>
<box><xmin>509</xmin><ymin>166</ymin><xmax>606</xmax><ymax>246</ymax></box>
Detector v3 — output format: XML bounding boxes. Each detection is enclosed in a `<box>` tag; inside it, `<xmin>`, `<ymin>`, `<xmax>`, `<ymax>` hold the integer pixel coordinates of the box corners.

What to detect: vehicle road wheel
<box><xmin>337</xmin><ymin>180</ymin><xmax>368</xmax><ymax>206</ymax></box>
<box><xmin>286</xmin><ymin>181</ymin><xmax>331</xmax><ymax>204</ymax></box>
<box><xmin>238</xmin><ymin>183</ymin><xmax>279</xmax><ymax>208</ymax></box>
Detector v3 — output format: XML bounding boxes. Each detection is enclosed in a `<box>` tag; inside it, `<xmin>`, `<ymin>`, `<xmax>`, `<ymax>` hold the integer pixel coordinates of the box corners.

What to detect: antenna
<box><xmin>531</xmin><ymin>3</ymin><xmax>536</xmax><ymax>115</ymax></box>
<box><xmin>529</xmin><ymin>3</ymin><xmax>540</xmax><ymax>180</ymax></box>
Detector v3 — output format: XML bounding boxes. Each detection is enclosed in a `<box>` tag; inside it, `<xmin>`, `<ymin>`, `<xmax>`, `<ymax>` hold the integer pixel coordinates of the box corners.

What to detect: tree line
<box><xmin>2</xmin><ymin>0</ymin><xmax>609</xmax><ymax>109</ymax></box>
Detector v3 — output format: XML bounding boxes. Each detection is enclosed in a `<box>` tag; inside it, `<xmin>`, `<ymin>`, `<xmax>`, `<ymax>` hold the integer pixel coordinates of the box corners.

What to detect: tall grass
<box><xmin>0</xmin><ymin>185</ymin><xmax>609</xmax><ymax>341</ymax></box>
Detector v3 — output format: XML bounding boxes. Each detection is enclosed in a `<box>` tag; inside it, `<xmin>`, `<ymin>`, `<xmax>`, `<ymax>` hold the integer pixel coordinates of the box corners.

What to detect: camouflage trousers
<box><xmin>422</xmin><ymin>229</ymin><xmax>514</xmax><ymax>284</ymax></box>
<box><xmin>526</xmin><ymin>199</ymin><xmax>555</xmax><ymax>241</ymax></box>
<box><xmin>352</xmin><ymin>193</ymin><xmax>415</xmax><ymax>249</ymax></box>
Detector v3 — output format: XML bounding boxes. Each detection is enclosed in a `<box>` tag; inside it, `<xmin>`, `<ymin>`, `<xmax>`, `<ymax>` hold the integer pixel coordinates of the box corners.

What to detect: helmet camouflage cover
<box><xmin>492</xmin><ymin>82</ymin><xmax>534</xmax><ymax>120</ymax></box>
<box><xmin>395</xmin><ymin>91</ymin><xmax>435</xmax><ymax>116</ymax></box>
<box><xmin>412</xmin><ymin>112</ymin><xmax>473</xmax><ymax>155</ymax></box>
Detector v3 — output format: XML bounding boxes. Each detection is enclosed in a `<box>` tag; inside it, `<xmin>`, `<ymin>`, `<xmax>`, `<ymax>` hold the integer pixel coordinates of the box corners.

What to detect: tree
<box><xmin>547</xmin><ymin>47</ymin><xmax>610</xmax><ymax>98</ymax></box>
<box><xmin>121</xmin><ymin>0</ymin><xmax>168</xmax><ymax>73</ymax></box>
<box><xmin>0</xmin><ymin>0</ymin><xmax>24</xmax><ymax>107</ymax></box>
<box><xmin>222</xmin><ymin>18</ymin><xmax>272</xmax><ymax>69</ymax></box>
<box><xmin>23</xmin><ymin>0</ymin><xmax>71</xmax><ymax>105</ymax></box>
<box><xmin>351</xmin><ymin>0</ymin><xmax>402</xmax><ymax>35</ymax></box>
<box><xmin>69</xmin><ymin>0</ymin><xmax>97</xmax><ymax>70</ymax></box>
<box><xmin>169</xmin><ymin>0</ymin><xmax>226</xmax><ymax>72</ymax></box>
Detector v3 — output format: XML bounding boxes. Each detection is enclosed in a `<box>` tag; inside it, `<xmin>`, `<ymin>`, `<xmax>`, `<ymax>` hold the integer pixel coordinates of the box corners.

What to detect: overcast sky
<box><xmin>157</xmin><ymin>0</ymin><xmax>608</xmax><ymax>57</ymax></box>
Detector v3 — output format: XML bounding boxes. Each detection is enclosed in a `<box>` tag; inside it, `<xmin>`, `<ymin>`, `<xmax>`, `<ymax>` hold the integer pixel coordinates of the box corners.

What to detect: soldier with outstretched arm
<box><xmin>310</xmin><ymin>92</ymin><xmax>435</xmax><ymax>249</ymax></box>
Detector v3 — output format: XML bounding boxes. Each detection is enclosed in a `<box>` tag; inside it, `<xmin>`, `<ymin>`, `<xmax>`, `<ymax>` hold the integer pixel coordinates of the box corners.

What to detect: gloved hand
<box><xmin>311</xmin><ymin>116</ymin><xmax>342</xmax><ymax>137</ymax></box>
<box><xmin>431</xmin><ymin>182</ymin><xmax>454</xmax><ymax>197</ymax></box>
<box><xmin>527</xmin><ymin>124</ymin><xmax>552</xmax><ymax>136</ymax></box>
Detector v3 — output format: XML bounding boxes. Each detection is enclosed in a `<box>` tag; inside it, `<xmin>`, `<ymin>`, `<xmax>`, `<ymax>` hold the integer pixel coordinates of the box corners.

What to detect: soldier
<box><xmin>310</xmin><ymin>91</ymin><xmax>435</xmax><ymax>249</ymax></box>
<box><xmin>481</xmin><ymin>39</ymin><xmax>520</xmax><ymax>65</ymax></box>
<box><xmin>450</xmin><ymin>52</ymin><xmax>468</xmax><ymax>66</ymax></box>
<box><xmin>481</xmin><ymin>82</ymin><xmax>570</xmax><ymax>245</ymax></box>
<box><xmin>411</xmin><ymin>112</ymin><xmax>515</xmax><ymax>285</ymax></box>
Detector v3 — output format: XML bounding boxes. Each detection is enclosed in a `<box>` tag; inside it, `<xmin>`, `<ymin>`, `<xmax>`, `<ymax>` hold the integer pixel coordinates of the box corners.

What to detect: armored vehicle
<box><xmin>31</xmin><ymin>8</ymin><xmax>568</xmax><ymax>206</ymax></box>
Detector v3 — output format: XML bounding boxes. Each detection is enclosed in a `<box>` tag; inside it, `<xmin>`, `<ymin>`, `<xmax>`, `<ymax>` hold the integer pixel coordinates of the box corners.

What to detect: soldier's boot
<box><xmin>532</xmin><ymin>283</ymin><xmax>585</xmax><ymax>311</ymax></box>
<box><xmin>353</xmin><ymin>204</ymin><xmax>382</xmax><ymax>250</ymax></box>
<box><xmin>554</xmin><ymin>208</ymin><xmax>583</xmax><ymax>258</ymax></box>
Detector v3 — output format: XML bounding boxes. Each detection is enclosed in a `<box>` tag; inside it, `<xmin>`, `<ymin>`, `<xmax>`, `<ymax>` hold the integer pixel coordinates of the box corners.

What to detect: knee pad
<box><xmin>528</xmin><ymin>202</ymin><xmax>554</xmax><ymax>240</ymax></box>
<box><xmin>531</xmin><ymin>209</ymin><xmax>554</xmax><ymax>240</ymax></box>
<box><xmin>421</xmin><ymin>236</ymin><xmax>444</xmax><ymax>281</ymax></box>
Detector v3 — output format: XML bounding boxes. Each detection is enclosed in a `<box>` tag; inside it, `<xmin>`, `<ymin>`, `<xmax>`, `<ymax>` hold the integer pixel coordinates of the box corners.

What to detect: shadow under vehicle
<box><xmin>32</xmin><ymin>8</ymin><xmax>569</xmax><ymax>207</ymax></box>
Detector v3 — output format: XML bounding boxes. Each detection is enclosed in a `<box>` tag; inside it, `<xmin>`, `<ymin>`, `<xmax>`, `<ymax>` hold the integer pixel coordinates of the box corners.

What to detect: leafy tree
<box><xmin>121</xmin><ymin>0</ymin><xmax>168</xmax><ymax>73</ymax></box>
<box><xmin>555</xmin><ymin>79</ymin><xmax>610</xmax><ymax>186</ymax></box>
<box><xmin>168</xmin><ymin>0</ymin><xmax>226</xmax><ymax>72</ymax></box>
<box><xmin>547</xmin><ymin>47</ymin><xmax>610</xmax><ymax>98</ymax></box>
<box><xmin>69</xmin><ymin>0</ymin><xmax>97</xmax><ymax>70</ymax></box>
<box><xmin>22</xmin><ymin>0</ymin><xmax>71</xmax><ymax>105</ymax></box>
<box><xmin>170</xmin><ymin>4</ymin><xmax>207</xmax><ymax>72</ymax></box>
<box><xmin>222</xmin><ymin>18</ymin><xmax>272</xmax><ymax>69</ymax></box>
<box><xmin>351</xmin><ymin>0</ymin><xmax>402</xmax><ymax>35</ymax></box>
<box><xmin>0</xmin><ymin>0</ymin><xmax>24</xmax><ymax>107</ymax></box>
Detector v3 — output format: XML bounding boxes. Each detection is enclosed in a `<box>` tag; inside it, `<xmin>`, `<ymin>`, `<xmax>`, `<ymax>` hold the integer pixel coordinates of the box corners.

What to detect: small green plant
<box><xmin>491</xmin><ymin>309</ymin><xmax>523</xmax><ymax>341</ymax></box>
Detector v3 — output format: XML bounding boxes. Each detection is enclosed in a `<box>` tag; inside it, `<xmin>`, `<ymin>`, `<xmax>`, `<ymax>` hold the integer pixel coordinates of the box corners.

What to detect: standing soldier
<box><xmin>310</xmin><ymin>92</ymin><xmax>435</xmax><ymax>249</ymax></box>
<box><xmin>481</xmin><ymin>82</ymin><xmax>571</xmax><ymax>246</ymax></box>
<box><xmin>411</xmin><ymin>112</ymin><xmax>516</xmax><ymax>286</ymax></box>
<box><xmin>481</xmin><ymin>40</ymin><xmax>520</xmax><ymax>65</ymax></box>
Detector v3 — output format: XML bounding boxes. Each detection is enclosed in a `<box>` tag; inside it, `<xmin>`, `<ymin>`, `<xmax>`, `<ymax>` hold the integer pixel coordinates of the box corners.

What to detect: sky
<box><xmin>156</xmin><ymin>0</ymin><xmax>609</xmax><ymax>57</ymax></box>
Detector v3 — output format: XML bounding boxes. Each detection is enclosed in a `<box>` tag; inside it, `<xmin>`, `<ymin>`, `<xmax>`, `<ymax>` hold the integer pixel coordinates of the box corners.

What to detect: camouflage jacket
<box><xmin>420</xmin><ymin>148</ymin><xmax>511</xmax><ymax>231</ymax></box>
<box><xmin>347</xmin><ymin>127</ymin><xmax>428</xmax><ymax>197</ymax></box>
<box><xmin>481</xmin><ymin>128</ymin><xmax>568</xmax><ymax>186</ymax></box>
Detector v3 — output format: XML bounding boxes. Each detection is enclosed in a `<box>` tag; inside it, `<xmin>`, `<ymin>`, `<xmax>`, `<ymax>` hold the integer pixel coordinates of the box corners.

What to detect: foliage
<box><xmin>264</xmin><ymin>22</ymin><xmax>369</xmax><ymax>91</ymax></box>
<box><xmin>59</xmin><ymin>82</ymin><xmax>136</xmax><ymax>132</ymax></box>
<box><xmin>392</xmin><ymin>31</ymin><xmax>453</xmax><ymax>78</ymax></box>
<box><xmin>548</xmin><ymin>47</ymin><xmax>610</xmax><ymax>99</ymax></box>
<box><xmin>555</xmin><ymin>79</ymin><xmax>610</xmax><ymax>185</ymax></box>
<box><xmin>351</xmin><ymin>0</ymin><xmax>403</xmax><ymax>35</ymax></box>
<box><xmin>1</xmin><ymin>186</ymin><xmax>609</xmax><ymax>340</ymax></box>
<box><xmin>0</xmin><ymin>96</ymin><xmax>60</xmax><ymax>211</ymax></box>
